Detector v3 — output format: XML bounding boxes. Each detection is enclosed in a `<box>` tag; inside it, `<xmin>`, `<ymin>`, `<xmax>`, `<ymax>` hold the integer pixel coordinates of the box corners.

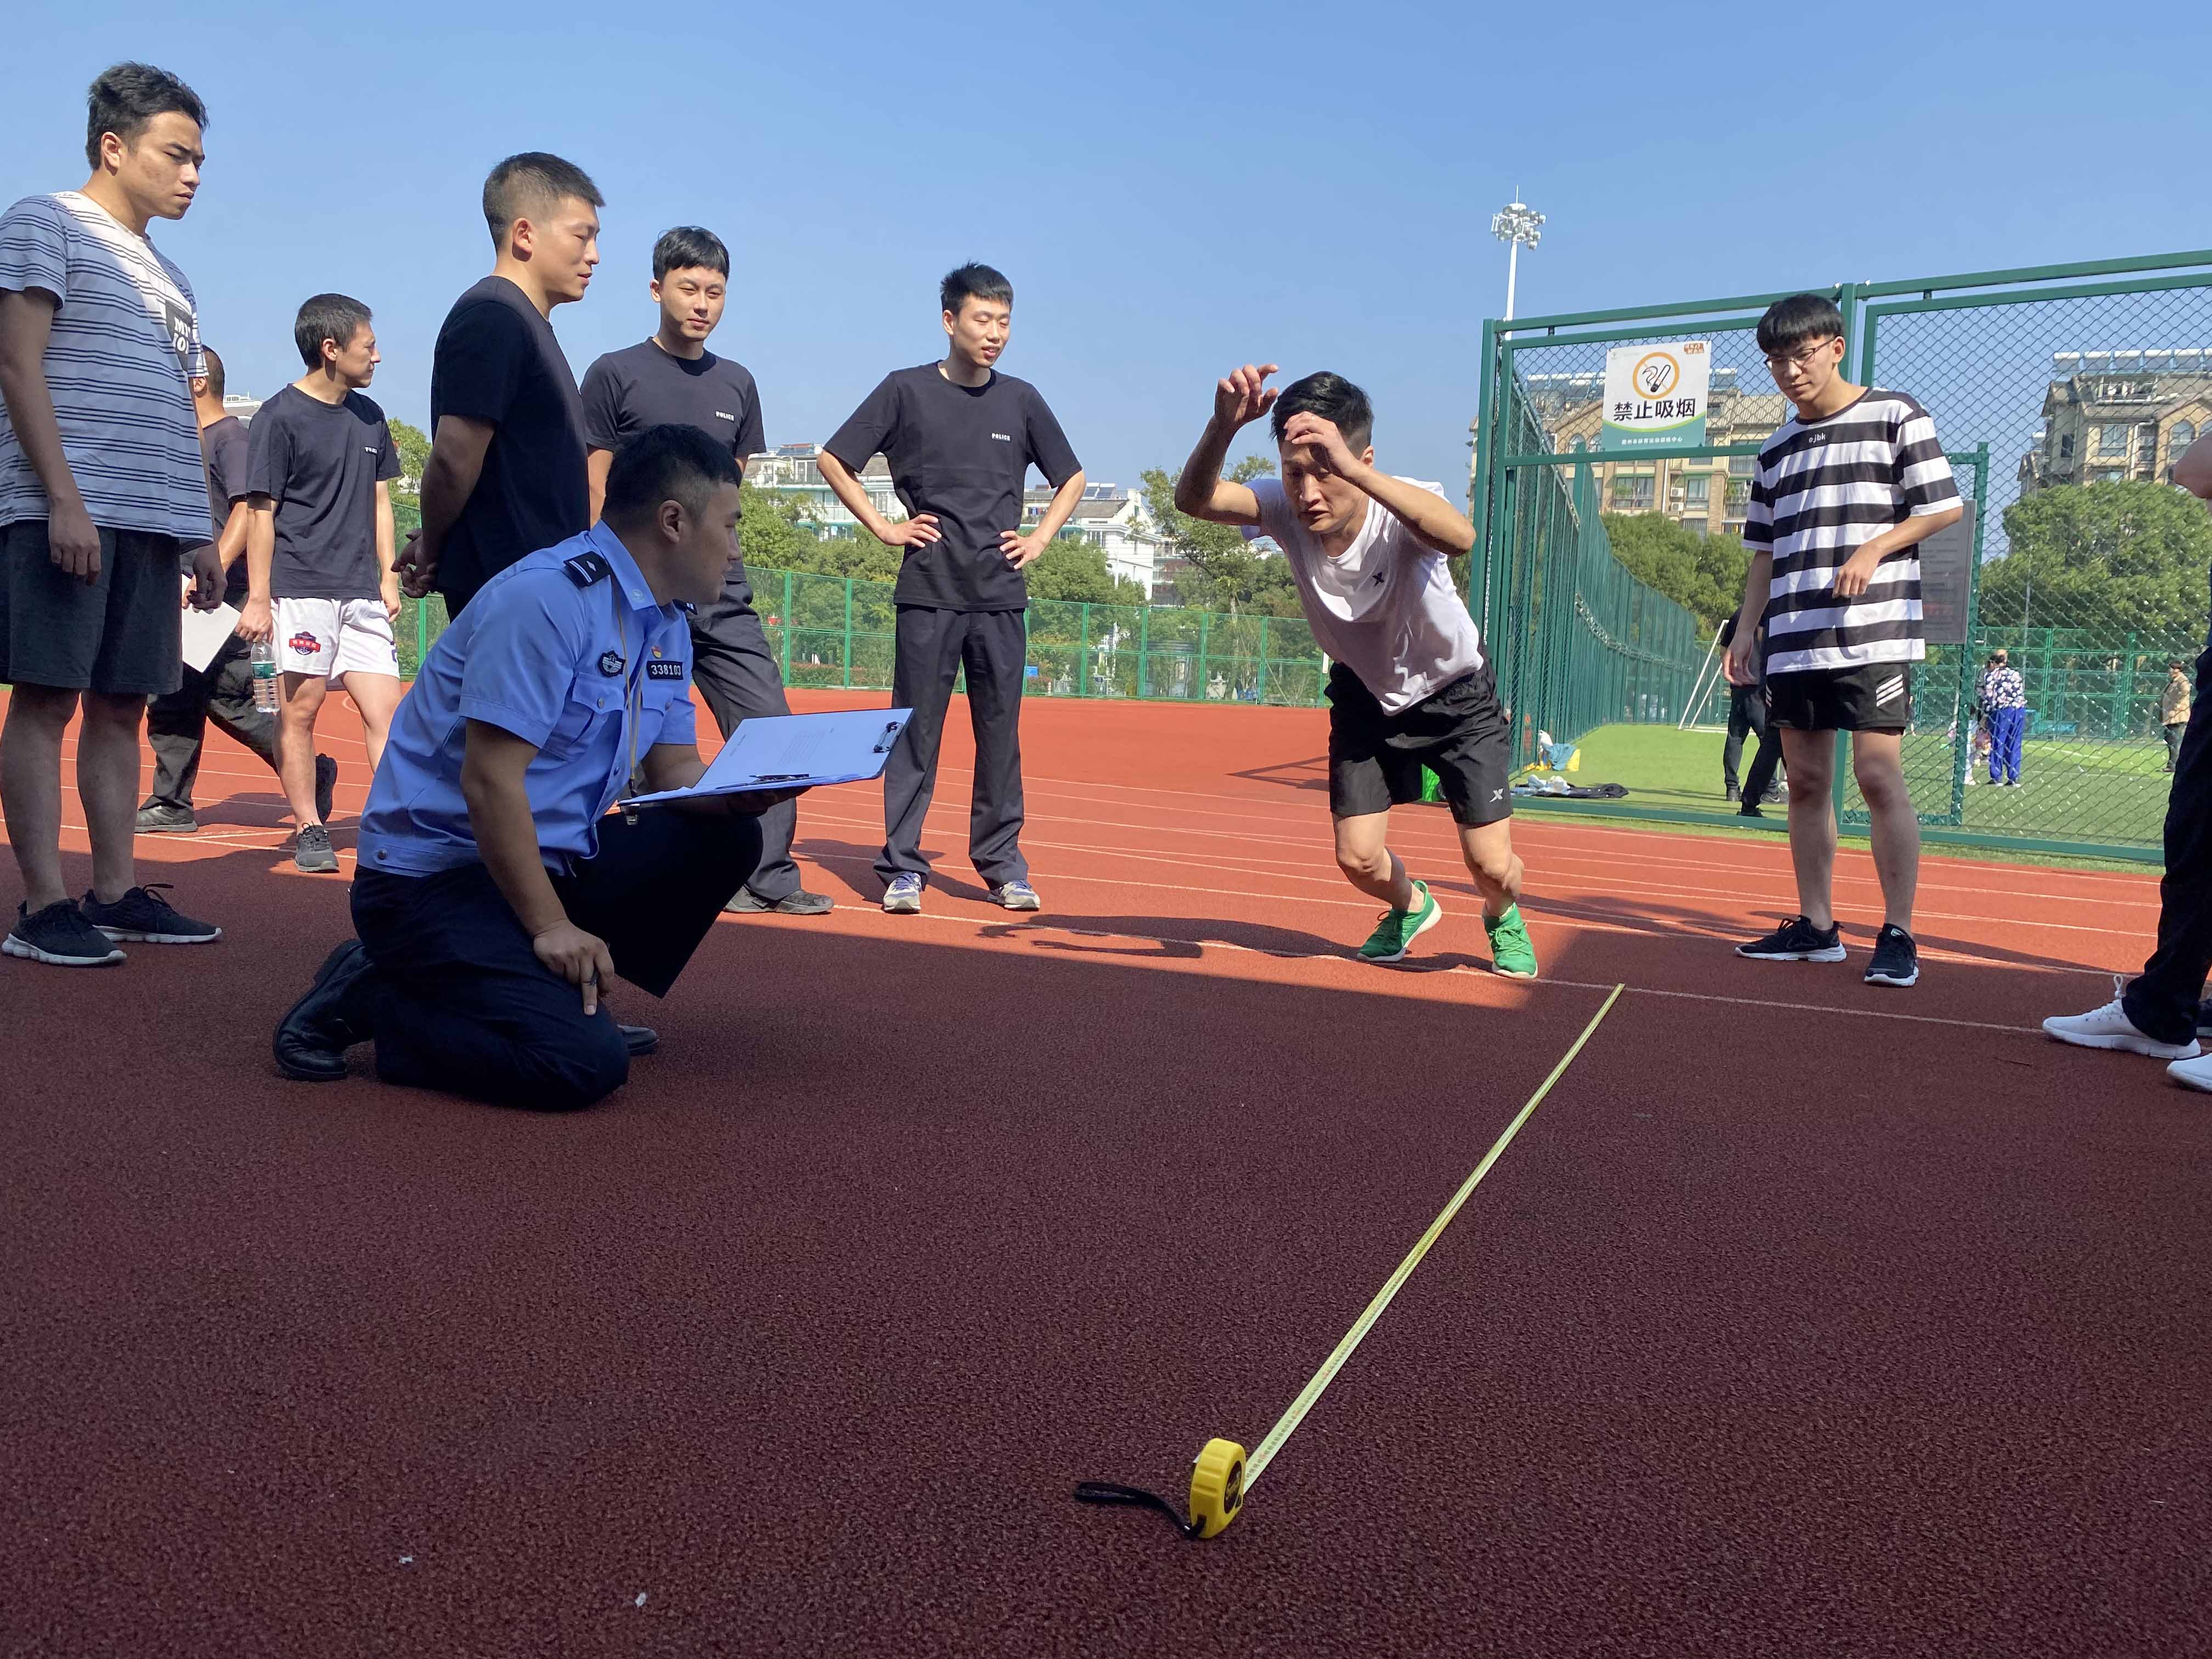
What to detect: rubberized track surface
<box><xmin>5</xmin><ymin>688</ymin><xmax>2209</xmax><ymax>1655</ymax></box>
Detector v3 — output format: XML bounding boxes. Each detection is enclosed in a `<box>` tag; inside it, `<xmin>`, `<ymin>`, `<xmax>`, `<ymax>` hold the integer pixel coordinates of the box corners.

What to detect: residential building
<box><xmin>1484</xmin><ymin>366</ymin><xmax>1786</xmax><ymax>538</ymax></box>
<box><xmin>2017</xmin><ymin>350</ymin><xmax>2212</xmax><ymax>495</ymax></box>
<box><xmin>1020</xmin><ymin>482</ymin><xmax>1170</xmax><ymax>596</ymax></box>
<box><xmin>743</xmin><ymin>442</ymin><xmax>904</xmax><ymax>536</ymax></box>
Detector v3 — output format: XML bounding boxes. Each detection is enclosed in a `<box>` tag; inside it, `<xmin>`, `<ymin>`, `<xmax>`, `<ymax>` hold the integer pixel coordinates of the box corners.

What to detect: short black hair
<box><xmin>2171</xmin><ymin>660</ymin><xmax>2187</xmax><ymax>672</ymax></box>
<box><xmin>482</xmin><ymin>151</ymin><xmax>603</xmax><ymax>249</ymax></box>
<box><xmin>196</xmin><ymin>343</ymin><xmax>225</xmax><ymax>400</ymax></box>
<box><xmin>602</xmin><ymin>424</ymin><xmax>742</xmax><ymax>525</ymax></box>
<box><xmin>653</xmin><ymin>226</ymin><xmax>729</xmax><ymax>281</ymax></box>
<box><xmin>294</xmin><ymin>294</ymin><xmax>373</xmax><ymax>369</ymax></box>
<box><xmin>941</xmin><ymin>262</ymin><xmax>1012</xmax><ymax>317</ymax></box>
<box><xmin>1271</xmin><ymin>370</ymin><xmax>1374</xmax><ymax>452</ymax></box>
<box><xmin>1757</xmin><ymin>294</ymin><xmax>1847</xmax><ymax>355</ymax></box>
<box><xmin>86</xmin><ymin>63</ymin><xmax>207</xmax><ymax>170</ymax></box>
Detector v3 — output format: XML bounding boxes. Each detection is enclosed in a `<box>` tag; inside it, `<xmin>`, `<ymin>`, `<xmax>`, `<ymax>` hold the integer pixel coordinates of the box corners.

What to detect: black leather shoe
<box><xmin>619</xmin><ymin>1023</ymin><xmax>659</xmax><ymax>1058</ymax></box>
<box><xmin>274</xmin><ymin>940</ymin><xmax>376</xmax><ymax>1082</ymax></box>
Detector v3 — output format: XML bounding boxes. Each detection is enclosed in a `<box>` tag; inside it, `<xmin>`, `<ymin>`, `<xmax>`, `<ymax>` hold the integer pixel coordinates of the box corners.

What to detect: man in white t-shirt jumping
<box><xmin>1174</xmin><ymin>365</ymin><xmax>1537</xmax><ymax>976</ymax></box>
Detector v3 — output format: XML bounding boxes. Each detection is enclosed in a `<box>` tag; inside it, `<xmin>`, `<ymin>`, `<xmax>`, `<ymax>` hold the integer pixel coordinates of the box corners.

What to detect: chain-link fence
<box><xmin>395</xmin><ymin>568</ymin><xmax>1334</xmax><ymax>707</ymax></box>
<box><xmin>1472</xmin><ymin>255</ymin><xmax>2212</xmax><ymax>863</ymax></box>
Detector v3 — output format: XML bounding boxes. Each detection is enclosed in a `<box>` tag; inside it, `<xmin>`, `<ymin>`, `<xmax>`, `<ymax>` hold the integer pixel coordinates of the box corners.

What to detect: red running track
<box><xmin>3</xmin><ymin>687</ymin><xmax>2208</xmax><ymax>1656</ymax></box>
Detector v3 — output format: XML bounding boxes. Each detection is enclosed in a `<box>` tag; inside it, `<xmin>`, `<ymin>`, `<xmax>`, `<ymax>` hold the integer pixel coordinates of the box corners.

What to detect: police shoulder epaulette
<box><xmin>562</xmin><ymin>551</ymin><xmax>613</xmax><ymax>588</ymax></box>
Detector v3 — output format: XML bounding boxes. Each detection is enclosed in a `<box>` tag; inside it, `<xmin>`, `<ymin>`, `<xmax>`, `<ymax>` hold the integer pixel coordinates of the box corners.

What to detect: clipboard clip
<box><xmin>873</xmin><ymin>721</ymin><xmax>902</xmax><ymax>754</ymax></box>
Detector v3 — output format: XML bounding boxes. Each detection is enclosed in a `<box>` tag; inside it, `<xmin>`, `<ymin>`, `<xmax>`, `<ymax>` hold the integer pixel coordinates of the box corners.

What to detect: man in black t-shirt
<box><xmin>580</xmin><ymin>226</ymin><xmax>827</xmax><ymax>917</ymax></box>
<box><xmin>240</xmin><ymin>294</ymin><xmax>404</xmax><ymax>875</ymax></box>
<box><xmin>396</xmin><ymin>151</ymin><xmax>600</xmax><ymax>617</ymax></box>
<box><xmin>139</xmin><ymin>346</ymin><xmax>332</xmax><ymax>832</ymax></box>
<box><xmin>819</xmin><ymin>263</ymin><xmax>1084</xmax><ymax>913</ymax></box>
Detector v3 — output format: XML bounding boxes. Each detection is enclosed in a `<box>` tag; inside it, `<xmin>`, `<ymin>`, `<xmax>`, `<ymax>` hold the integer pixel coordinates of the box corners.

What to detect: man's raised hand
<box><xmin>1279</xmin><ymin>410</ymin><xmax>1362</xmax><ymax>478</ymax></box>
<box><xmin>1214</xmin><ymin>363</ymin><xmax>1279</xmax><ymax>430</ymax></box>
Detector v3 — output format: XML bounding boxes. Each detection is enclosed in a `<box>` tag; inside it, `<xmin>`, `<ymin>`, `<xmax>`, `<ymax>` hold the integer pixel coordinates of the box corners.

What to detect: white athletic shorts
<box><xmin>276</xmin><ymin>597</ymin><xmax>400</xmax><ymax>679</ymax></box>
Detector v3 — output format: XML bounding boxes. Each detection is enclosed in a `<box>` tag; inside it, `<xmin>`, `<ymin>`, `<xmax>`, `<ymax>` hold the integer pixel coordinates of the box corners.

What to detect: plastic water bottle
<box><xmin>251</xmin><ymin>639</ymin><xmax>279</xmax><ymax>712</ymax></box>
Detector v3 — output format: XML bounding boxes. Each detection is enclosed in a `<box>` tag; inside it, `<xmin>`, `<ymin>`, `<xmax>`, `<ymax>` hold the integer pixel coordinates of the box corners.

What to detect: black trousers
<box><xmin>348</xmin><ymin>809</ymin><xmax>761</xmax><ymax>1110</ymax></box>
<box><xmin>689</xmin><ymin>591</ymin><xmax>802</xmax><ymax>902</ymax></box>
<box><xmin>2125</xmin><ymin>620</ymin><xmax>2212</xmax><ymax>1045</ymax></box>
<box><xmin>142</xmin><ymin>631</ymin><xmax>279</xmax><ymax>811</ymax></box>
<box><xmin>878</xmin><ymin>606</ymin><xmax>1027</xmax><ymax>888</ymax></box>
<box><xmin>1722</xmin><ymin>682</ymin><xmax>1783</xmax><ymax>798</ymax></box>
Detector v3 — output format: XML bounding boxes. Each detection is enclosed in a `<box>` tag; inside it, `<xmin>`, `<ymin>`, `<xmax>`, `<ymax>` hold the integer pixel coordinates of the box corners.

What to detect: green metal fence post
<box><xmin>1078</xmin><ymin>603</ymin><xmax>1091</xmax><ymax>697</ymax></box>
<box><xmin>1198</xmin><ymin>611</ymin><xmax>1211</xmax><ymax>699</ymax></box>
<box><xmin>1257</xmin><ymin>618</ymin><xmax>1270</xmax><ymax>703</ymax></box>
<box><xmin>780</xmin><ymin>571</ymin><xmax>793</xmax><ymax>684</ymax></box>
<box><xmin>415</xmin><ymin>600</ymin><xmax>426</xmax><ymax>672</ymax></box>
<box><xmin>1137</xmin><ymin>606</ymin><xmax>1150</xmax><ymax>698</ymax></box>
<box><xmin>842</xmin><ymin>577</ymin><xmax>854</xmax><ymax>687</ymax></box>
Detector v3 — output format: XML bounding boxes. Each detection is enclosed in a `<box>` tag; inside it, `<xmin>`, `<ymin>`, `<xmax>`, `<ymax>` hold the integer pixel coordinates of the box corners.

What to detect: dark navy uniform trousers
<box><xmin>350</xmin><ymin>809</ymin><xmax>760</xmax><ymax>1110</ymax></box>
<box><xmin>2125</xmin><ymin>599</ymin><xmax>2212</xmax><ymax>1045</ymax></box>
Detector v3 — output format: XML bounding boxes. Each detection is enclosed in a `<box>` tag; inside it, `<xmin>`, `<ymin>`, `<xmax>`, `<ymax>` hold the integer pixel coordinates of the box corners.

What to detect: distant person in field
<box><xmin>1173</xmin><ymin>365</ymin><xmax>1538</xmax><ymax>978</ymax></box>
<box><xmin>817</xmin><ymin>262</ymin><xmax>1085</xmax><ymax>916</ymax></box>
<box><xmin>1978</xmin><ymin>648</ymin><xmax>2027</xmax><ymax>786</ymax></box>
<box><xmin>1725</xmin><ymin>294</ymin><xmax>1961</xmax><ymax>990</ymax></box>
<box><xmin>2162</xmin><ymin>660</ymin><xmax>2191</xmax><ymax>772</ymax></box>
<box><xmin>1717</xmin><ymin>611</ymin><xmax>1784</xmax><ymax>815</ymax></box>
<box><xmin>580</xmin><ymin>225</ymin><xmax>830</xmax><ymax>917</ymax></box>
<box><xmin>2046</xmin><ymin>432</ymin><xmax>2212</xmax><ymax>1088</ymax></box>
<box><xmin>397</xmin><ymin>152</ymin><xmax>600</xmax><ymax>617</ymax></box>
<box><xmin>239</xmin><ymin>294</ymin><xmax>404</xmax><ymax>874</ymax></box>
<box><xmin>0</xmin><ymin>62</ymin><xmax>224</xmax><ymax>968</ymax></box>
<box><xmin>138</xmin><ymin>345</ymin><xmax>334</xmax><ymax>834</ymax></box>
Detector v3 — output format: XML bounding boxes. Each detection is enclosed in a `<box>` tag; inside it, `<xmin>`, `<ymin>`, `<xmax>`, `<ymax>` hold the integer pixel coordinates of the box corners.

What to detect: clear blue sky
<box><xmin>7</xmin><ymin>0</ymin><xmax>2208</xmax><ymax>495</ymax></box>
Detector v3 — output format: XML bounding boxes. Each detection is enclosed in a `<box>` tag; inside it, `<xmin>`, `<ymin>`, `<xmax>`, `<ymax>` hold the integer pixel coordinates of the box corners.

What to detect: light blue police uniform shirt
<box><xmin>357</xmin><ymin>522</ymin><xmax>698</xmax><ymax>877</ymax></box>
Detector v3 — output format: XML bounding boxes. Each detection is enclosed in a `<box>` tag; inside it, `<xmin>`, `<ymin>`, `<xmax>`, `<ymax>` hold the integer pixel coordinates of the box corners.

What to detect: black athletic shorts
<box><xmin>0</xmin><ymin>520</ymin><xmax>187</xmax><ymax>696</ymax></box>
<box><xmin>1327</xmin><ymin>662</ymin><xmax>1512</xmax><ymax>828</ymax></box>
<box><xmin>1765</xmin><ymin>663</ymin><xmax>1914</xmax><ymax>733</ymax></box>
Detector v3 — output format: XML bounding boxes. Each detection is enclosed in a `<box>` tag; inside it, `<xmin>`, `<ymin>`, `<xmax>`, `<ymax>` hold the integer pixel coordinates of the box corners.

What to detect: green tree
<box><xmin>1141</xmin><ymin>454</ymin><xmax>1277</xmax><ymax>612</ymax></box>
<box><xmin>739</xmin><ymin>483</ymin><xmax>826</xmax><ymax>572</ymax></box>
<box><xmin>1987</xmin><ymin>479</ymin><xmax>2212</xmax><ymax>636</ymax></box>
<box><xmin>1600</xmin><ymin>512</ymin><xmax>1750</xmax><ymax>632</ymax></box>
<box><xmin>1027</xmin><ymin>534</ymin><xmax>1146</xmax><ymax>606</ymax></box>
<box><xmin>388</xmin><ymin>417</ymin><xmax>430</xmax><ymax>495</ymax></box>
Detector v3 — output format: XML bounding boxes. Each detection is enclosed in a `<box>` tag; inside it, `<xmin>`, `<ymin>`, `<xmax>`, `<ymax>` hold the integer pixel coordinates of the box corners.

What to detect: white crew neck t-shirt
<box><xmin>1241</xmin><ymin>476</ymin><xmax>1485</xmax><ymax>713</ymax></box>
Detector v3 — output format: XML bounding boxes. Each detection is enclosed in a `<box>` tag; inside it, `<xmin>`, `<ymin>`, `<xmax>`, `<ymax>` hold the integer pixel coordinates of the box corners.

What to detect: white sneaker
<box><xmin>2041</xmin><ymin>998</ymin><xmax>2201</xmax><ymax>1060</ymax></box>
<box><xmin>2170</xmin><ymin>1054</ymin><xmax>2212</xmax><ymax>1092</ymax></box>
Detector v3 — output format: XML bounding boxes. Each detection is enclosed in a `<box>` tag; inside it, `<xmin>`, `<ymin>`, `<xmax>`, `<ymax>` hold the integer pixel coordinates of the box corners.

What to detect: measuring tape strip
<box><xmin>1075</xmin><ymin>982</ymin><xmax>1626</xmax><ymax>1540</ymax></box>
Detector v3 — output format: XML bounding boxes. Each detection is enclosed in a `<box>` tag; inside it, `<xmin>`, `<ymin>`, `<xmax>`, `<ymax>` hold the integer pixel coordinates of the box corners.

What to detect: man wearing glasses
<box><xmin>1723</xmin><ymin>294</ymin><xmax>1962</xmax><ymax>989</ymax></box>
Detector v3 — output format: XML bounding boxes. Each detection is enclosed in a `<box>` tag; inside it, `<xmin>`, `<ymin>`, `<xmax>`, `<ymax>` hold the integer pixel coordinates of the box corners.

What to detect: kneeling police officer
<box><xmin>273</xmin><ymin>424</ymin><xmax>798</xmax><ymax>1109</ymax></box>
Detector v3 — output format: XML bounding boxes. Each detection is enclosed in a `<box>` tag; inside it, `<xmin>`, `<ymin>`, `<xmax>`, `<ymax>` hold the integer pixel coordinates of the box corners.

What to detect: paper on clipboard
<box><xmin>182</xmin><ymin>600</ymin><xmax>241</xmax><ymax>673</ymax></box>
<box><xmin>620</xmin><ymin>707</ymin><xmax>913</xmax><ymax>808</ymax></box>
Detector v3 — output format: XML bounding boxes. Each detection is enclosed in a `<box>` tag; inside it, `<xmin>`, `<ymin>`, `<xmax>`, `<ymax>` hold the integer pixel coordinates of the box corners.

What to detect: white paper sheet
<box><xmin>181</xmin><ymin>601</ymin><xmax>241</xmax><ymax>673</ymax></box>
<box><xmin>619</xmin><ymin>708</ymin><xmax>913</xmax><ymax>807</ymax></box>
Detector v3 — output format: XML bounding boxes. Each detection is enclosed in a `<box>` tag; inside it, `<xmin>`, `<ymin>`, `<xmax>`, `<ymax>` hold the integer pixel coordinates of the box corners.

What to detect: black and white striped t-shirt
<box><xmin>1744</xmin><ymin>388</ymin><xmax>1957</xmax><ymax>676</ymax></box>
<box><xmin>0</xmin><ymin>191</ymin><xmax>209</xmax><ymax>541</ymax></box>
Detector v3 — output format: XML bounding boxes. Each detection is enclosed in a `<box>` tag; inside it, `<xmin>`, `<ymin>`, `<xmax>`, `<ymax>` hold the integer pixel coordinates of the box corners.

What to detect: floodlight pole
<box><xmin>1491</xmin><ymin>195</ymin><xmax>1545</xmax><ymax>323</ymax></box>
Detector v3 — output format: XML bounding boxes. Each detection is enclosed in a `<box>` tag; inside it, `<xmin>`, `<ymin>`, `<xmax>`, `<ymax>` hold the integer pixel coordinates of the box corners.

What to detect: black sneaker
<box><xmin>136</xmin><ymin>803</ymin><xmax>199</xmax><ymax>834</ymax></box>
<box><xmin>724</xmin><ymin>887</ymin><xmax>836</xmax><ymax>916</ymax></box>
<box><xmin>1864</xmin><ymin>925</ymin><xmax>1920</xmax><ymax>988</ymax></box>
<box><xmin>1737</xmin><ymin>803</ymin><xmax>1764</xmax><ymax>819</ymax></box>
<box><xmin>4</xmin><ymin>899</ymin><xmax>126</xmax><ymax>966</ymax></box>
<box><xmin>82</xmin><ymin>884</ymin><xmax>221</xmax><ymax>945</ymax></box>
<box><xmin>314</xmin><ymin>754</ymin><xmax>338</xmax><ymax>825</ymax></box>
<box><xmin>1736</xmin><ymin>915</ymin><xmax>1846</xmax><ymax>962</ymax></box>
<box><xmin>295</xmin><ymin>823</ymin><xmax>340</xmax><ymax>874</ymax></box>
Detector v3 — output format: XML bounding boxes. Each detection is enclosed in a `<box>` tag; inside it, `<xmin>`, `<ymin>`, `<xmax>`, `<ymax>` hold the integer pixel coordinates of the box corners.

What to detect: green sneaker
<box><xmin>1484</xmin><ymin>904</ymin><xmax>1539</xmax><ymax>979</ymax></box>
<box><xmin>1358</xmin><ymin>881</ymin><xmax>1443</xmax><ymax>963</ymax></box>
